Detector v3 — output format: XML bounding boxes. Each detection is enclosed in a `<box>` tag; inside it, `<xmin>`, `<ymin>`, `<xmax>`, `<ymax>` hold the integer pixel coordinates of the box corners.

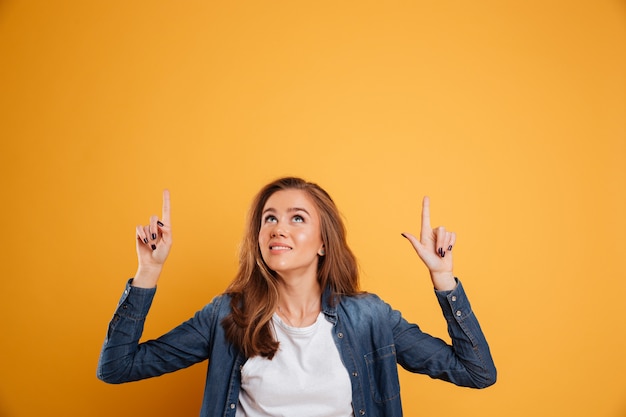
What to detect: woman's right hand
<box><xmin>132</xmin><ymin>190</ymin><xmax>172</xmax><ymax>288</ymax></box>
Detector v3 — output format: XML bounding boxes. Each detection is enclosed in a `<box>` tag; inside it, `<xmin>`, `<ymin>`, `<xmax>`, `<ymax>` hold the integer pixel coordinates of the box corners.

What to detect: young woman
<box><xmin>97</xmin><ymin>177</ymin><xmax>496</xmax><ymax>417</ymax></box>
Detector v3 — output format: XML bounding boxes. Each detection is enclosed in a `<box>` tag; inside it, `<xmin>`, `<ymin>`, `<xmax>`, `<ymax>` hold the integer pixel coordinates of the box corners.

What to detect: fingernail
<box><xmin>157</xmin><ymin>221</ymin><xmax>164</xmax><ymax>227</ymax></box>
<box><xmin>151</xmin><ymin>244</ymin><xmax>157</xmax><ymax>250</ymax></box>
<box><xmin>448</xmin><ymin>245</ymin><xmax>453</xmax><ymax>251</ymax></box>
<box><xmin>143</xmin><ymin>238</ymin><xmax>149</xmax><ymax>244</ymax></box>
<box><xmin>152</xmin><ymin>233</ymin><xmax>157</xmax><ymax>240</ymax></box>
<box><xmin>438</xmin><ymin>248</ymin><xmax>444</xmax><ymax>257</ymax></box>
<box><xmin>401</xmin><ymin>233</ymin><xmax>407</xmax><ymax>238</ymax></box>
<box><xmin>441</xmin><ymin>251</ymin><xmax>446</xmax><ymax>258</ymax></box>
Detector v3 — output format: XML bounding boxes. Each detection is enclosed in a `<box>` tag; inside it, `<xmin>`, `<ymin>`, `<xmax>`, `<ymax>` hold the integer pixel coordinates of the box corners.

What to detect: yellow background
<box><xmin>1</xmin><ymin>1</ymin><xmax>625</xmax><ymax>416</ymax></box>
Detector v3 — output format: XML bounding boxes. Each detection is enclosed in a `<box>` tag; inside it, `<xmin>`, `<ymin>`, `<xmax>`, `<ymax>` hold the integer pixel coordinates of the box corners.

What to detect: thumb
<box><xmin>401</xmin><ymin>232</ymin><xmax>428</xmax><ymax>259</ymax></box>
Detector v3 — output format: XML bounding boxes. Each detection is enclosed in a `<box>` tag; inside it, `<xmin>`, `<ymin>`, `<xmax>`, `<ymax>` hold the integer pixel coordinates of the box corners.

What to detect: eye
<box><xmin>264</xmin><ymin>214</ymin><xmax>277</xmax><ymax>223</ymax></box>
<box><xmin>292</xmin><ymin>215</ymin><xmax>304</xmax><ymax>223</ymax></box>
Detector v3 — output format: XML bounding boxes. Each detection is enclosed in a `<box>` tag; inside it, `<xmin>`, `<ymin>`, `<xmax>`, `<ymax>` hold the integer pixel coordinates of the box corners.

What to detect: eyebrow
<box><xmin>262</xmin><ymin>207</ymin><xmax>311</xmax><ymax>216</ymax></box>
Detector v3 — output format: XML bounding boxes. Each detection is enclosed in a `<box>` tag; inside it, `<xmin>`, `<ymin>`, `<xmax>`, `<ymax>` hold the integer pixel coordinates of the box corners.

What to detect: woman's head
<box><xmin>241</xmin><ymin>177</ymin><xmax>359</xmax><ymax>294</ymax></box>
<box><xmin>224</xmin><ymin>177</ymin><xmax>359</xmax><ymax>358</ymax></box>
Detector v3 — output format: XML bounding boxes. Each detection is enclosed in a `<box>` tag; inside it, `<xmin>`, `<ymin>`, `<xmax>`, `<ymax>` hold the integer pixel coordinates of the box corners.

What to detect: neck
<box><xmin>276</xmin><ymin>276</ymin><xmax>322</xmax><ymax>327</ymax></box>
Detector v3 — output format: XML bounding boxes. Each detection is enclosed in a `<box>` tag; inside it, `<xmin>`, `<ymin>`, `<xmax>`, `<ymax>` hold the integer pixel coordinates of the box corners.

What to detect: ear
<box><xmin>318</xmin><ymin>245</ymin><xmax>325</xmax><ymax>256</ymax></box>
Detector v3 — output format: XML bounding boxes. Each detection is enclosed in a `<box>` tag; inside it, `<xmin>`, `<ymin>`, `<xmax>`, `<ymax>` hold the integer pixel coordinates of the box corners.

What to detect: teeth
<box><xmin>271</xmin><ymin>246</ymin><xmax>291</xmax><ymax>250</ymax></box>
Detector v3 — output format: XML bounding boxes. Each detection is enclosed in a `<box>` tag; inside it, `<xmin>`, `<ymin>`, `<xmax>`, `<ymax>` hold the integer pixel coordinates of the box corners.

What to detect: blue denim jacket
<box><xmin>98</xmin><ymin>278</ymin><xmax>496</xmax><ymax>416</ymax></box>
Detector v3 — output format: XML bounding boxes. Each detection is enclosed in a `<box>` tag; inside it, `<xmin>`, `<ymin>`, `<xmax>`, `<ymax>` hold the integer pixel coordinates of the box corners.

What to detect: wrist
<box><xmin>430</xmin><ymin>271</ymin><xmax>456</xmax><ymax>291</ymax></box>
<box><xmin>132</xmin><ymin>264</ymin><xmax>163</xmax><ymax>288</ymax></box>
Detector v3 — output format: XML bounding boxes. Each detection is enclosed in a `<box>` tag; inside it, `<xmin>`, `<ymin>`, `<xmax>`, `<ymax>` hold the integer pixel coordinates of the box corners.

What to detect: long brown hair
<box><xmin>222</xmin><ymin>177</ymin><xmax>360</xmax><ymax>359</ymax></box>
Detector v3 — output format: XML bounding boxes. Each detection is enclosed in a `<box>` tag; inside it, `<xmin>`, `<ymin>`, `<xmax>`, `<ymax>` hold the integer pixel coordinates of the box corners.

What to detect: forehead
<box><xmin>263</xmin><ymin>189</ymin><xmax>319</xmax><ymax>214</ymax></box>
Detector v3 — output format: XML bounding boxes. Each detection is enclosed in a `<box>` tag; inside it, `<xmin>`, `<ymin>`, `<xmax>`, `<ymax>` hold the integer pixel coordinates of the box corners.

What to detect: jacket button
<box><xmin>359</xmin><ymin>410</ymin><xmax>365</xmax><ymax>415</ymax></box>
<box><xmin>230</xmin><ymin>403</ymin><xmax>235</xmax><ymax>409</ymax></box>
<box><xmin>451</xmin><ymin>295</ymin><xmax>457</xmax><ymax>302</ymax></box>
<box><xmin>456</xmin><ymin>310</ymin><xmax>462</xmax><ymax>317</ymax></box>
<box><xmin>337</xmin><ymin>332</ymin><xmax>344</xmax><ymax>338</ymax></box>
<box><xmin>352</xmin><ymin>371</ymin><xmax>358</xmax><ymax>377</ymax></box>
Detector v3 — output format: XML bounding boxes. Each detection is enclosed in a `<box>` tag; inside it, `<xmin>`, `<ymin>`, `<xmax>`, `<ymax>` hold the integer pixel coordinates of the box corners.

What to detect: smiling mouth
<box><xmin>270</xmin><ymin>245</ymin><xmax>292</xmax><ymax>250</ymax></box>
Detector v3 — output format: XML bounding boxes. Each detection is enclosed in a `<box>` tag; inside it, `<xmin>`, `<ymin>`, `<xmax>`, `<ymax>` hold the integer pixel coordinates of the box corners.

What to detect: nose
<box><xmin>270</xmin><ymin>223</ymin><xmax>287</xmax><ymax>238</ymax></box>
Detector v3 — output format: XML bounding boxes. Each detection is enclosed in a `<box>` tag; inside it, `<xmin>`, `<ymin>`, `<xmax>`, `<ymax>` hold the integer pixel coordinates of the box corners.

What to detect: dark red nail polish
<box><xmin>448</xmin><ymin>245</ymin><xmax>453</xmax><ymax>251</ymax></box>
<box><xmin>151</xmin><ymin>244</ymin><xmax>157</xmax><ymax>250</ymax></box>
<box><xmin>151</xmin><ymin>233</ymin><xmax>157</xmax><ymax>240</ymax></box>
<box><xmin>401</xmin><ymin>233</ymin><xmax>407</xmax><ymax>238</ymax></box>
<box><xmin>157</xmin><ymin>221</ymin><xmax>164</xmax><ymax>227</ymax></box>
<box><xmin>143</xmin><ymin>238</ymin><xmax>149</xmax><ymax>244</ymax></box>
<box><xmin>438</xmin><ymin>247</ymin><xmax>444</xmax><ymax>257</ymax></box>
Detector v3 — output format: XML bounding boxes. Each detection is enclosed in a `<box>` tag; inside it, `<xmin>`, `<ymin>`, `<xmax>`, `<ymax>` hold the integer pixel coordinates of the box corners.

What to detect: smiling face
<box><xmin>258</xmin><ymin>189</ymin><xmax>325</xmax><ymax>281</ymax></box>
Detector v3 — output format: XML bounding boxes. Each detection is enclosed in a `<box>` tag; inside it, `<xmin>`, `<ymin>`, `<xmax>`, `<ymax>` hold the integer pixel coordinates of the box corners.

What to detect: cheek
<box><xmin>295</xmin><ymin>230</ymin><xmax>321</xmax><ymax>248</ymax></box>
<box><xmin>258</xmin><ymin>234</ymin><xmax>269</xmax><ymax>259</ymax></box>
<box><xmin>258</xmin><ymin>227</ymin><xmax>269</xmax><ymax>244</ymax></box>
<box><xmin>257</xmin><ymin>232</ymin><xmax>269</xmax><ymax>257</ymax></box>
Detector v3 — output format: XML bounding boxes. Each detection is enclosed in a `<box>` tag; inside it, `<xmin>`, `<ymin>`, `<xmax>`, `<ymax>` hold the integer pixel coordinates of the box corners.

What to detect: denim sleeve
<box><xmin>392</xmin><ymin>279</ymin><xmax>497</xmax><ymax>388</ymax></box>
<box><xmin>97</xmin><ymin>279</ymin><xmax>215</xmax><ymax>384</ymax></box>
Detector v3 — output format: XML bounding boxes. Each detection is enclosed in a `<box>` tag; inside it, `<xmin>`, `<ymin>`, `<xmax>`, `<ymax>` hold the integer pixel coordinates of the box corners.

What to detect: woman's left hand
<box><xmin>402</xmin><ymin>196</ymin><xmax>457</xmax><ymax>291</ymax></box>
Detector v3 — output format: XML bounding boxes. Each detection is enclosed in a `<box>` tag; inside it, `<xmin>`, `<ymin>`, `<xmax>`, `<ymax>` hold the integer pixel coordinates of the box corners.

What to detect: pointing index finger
<box><xmin>162</xmin><ymin>189</ymin><xmax>171</xmax><ymax>225</ymax></box>
<box><xmin>420</xmin><ymin>196</ymin><xmax>431</xmax><ymax>240</ymax></box>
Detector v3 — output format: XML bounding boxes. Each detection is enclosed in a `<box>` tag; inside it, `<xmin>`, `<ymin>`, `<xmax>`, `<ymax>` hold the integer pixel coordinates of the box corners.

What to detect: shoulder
<box><xmin>208</xmin><ymin>293</ymin><xmax>234</xmax><ymax>312</ymax></box>
<box><xmin>337</xmin><ymin>292</ymin><xmax>394</xmax><ymax>315</ymax></box>
<box><xmin>341</xmin><ymin>291</ymin><xmax>386</xmax><ymax>304</ymax></box>
<box><xmin>334</xmin><ymin>292</ymin><xmax>406</xmax><ymax>334</ymax></box>
<box><xmin>193</xmin><ymin>293</ymin><xmax>234</xmax><ymax>321</ymax></box>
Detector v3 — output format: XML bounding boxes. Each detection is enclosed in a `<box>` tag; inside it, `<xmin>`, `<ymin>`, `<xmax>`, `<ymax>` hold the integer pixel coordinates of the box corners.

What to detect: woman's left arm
<box><xmin>399</xmin><ymin>197</ymin><xmax>497</xmax><ymax>388</ymax></box>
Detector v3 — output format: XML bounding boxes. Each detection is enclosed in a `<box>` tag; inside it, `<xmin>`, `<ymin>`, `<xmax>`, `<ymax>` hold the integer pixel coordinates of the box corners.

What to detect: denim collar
<box><xmin>321</xmin><ymin>286</ymin><xmax>338</xmax><ymax>325</ymax></box>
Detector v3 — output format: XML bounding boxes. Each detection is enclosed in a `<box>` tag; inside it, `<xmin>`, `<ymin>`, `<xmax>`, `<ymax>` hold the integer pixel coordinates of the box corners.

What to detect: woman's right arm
<box><xmin>97</xmin><ymin>190</ymin><xmax>212</xmax><ymax>383</ymax></box>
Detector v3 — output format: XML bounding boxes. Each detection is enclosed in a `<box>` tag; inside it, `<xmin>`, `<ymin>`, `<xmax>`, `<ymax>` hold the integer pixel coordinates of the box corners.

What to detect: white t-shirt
<box><xmin>236</xmin><ymin>312</ymin><xmax>354</xmax><ymax>417</ymax></box>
